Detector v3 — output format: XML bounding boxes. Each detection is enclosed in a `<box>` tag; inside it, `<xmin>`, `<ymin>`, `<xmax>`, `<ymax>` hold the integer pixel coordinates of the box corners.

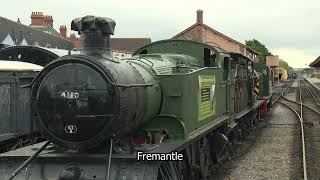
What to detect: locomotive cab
<box><xmin>230</xmin><ymin>53</ymin><xmax>255</xmax><ymax>113</ymax></box>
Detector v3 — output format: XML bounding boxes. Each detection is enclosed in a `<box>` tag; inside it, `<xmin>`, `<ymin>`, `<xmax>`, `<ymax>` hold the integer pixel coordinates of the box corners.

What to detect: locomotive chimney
<box><xmin>71</xmin><ymin>15</ymin><xmax>116</xmax><ymax>57</ymax></box>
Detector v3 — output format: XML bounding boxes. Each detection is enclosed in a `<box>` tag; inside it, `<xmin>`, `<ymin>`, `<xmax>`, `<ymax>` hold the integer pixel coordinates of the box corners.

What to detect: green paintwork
<box><xmin>124</xmin><ymin>39</ymin><xmax>259</xmax><ymax>140</ymax></box>
<box><xmin>124</xmin><ymin>58</ymin><xmax>162</xmax><ymax>124</ymax></box>
<box><xmin>157</xmin><ymin>68</ymin><xmax>225</xmax><ymax>136</ymax></box>
<box><xmin>227</xmin><ymin>69</ymin><xmax>236</xmax><ymax>127</ymax></box>
<box><xmin>142</xmin><ymin>115</ymin><xmax>186</xmax><ymax>139</ymax></box>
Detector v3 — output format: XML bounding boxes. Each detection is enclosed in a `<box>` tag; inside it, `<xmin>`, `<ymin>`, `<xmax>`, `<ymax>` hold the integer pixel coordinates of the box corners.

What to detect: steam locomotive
<box><xmin>0</xmin><ymin>16</ymin><xmax>271</xmax><ymax>180</ymax></box>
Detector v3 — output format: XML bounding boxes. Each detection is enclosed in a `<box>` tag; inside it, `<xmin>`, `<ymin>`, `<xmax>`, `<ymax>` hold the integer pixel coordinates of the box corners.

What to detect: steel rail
<box><xmin>303</xmin><ymin>78</ymin><xmax>320</xmax><ymax>107</ymax></box>
<box><xmin>277</xmin><ymin>100</ymin><xmax>301</xmax><ymax>119</ymax></box>
<box><xmin>298</xmin><ymin>80</ymin><xmax>308</xmax><ymax>180</ymax></box>
<box><xmin>272</xmin><ymin>79</ymin><xmax>307</xmax><ymax>180</ymax></box>
<box><xmin>272</xmin><ymin>80</ymin><xmax>295</xmax><ymax>105</ymax></box>
<box><xmin>299</xmin><ymin>78</ymin><xmax>320</xmax><ymax>180</ymax></box>
<box><xmin>304</xmin><ymin>78</ymin><xmax>320</xmax><ymax>96</ymax></box>
<box><xmin>280</xmin><ymin>95</ymin><xmax>320</xmax><ymax>117</ymax></box>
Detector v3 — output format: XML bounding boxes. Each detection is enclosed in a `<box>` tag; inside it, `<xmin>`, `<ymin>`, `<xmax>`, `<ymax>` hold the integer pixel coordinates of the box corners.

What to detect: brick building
<box><xmin>30</xmin><ymin>12</ymin><xmax>62</xmax><ymax>38</ymax></box>
<box><xmin>69</xmin><ymin>33</ymin><xmax>80</xmax><ymax>49</ymax></box>
<box><xmin>30</xmin><ymin>12</ymin><xmax>53</xmax><ymax>27</ymax></box>
<box><xmin>173</xmin><ymin>10</ymin><xmax>259</xmax><ymax>63</ymax></box>
<box><xmin>29</xmin><ymin>12</ymin><xmax>78</xmax><ymax>48</ymax></box>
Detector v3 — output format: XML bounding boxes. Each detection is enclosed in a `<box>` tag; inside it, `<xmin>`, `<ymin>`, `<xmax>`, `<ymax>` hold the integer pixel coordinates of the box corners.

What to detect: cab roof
<box><xmin>0</xmin><ymin>60</ymin><xmax>43</xmax><ymax>71</ymax></box>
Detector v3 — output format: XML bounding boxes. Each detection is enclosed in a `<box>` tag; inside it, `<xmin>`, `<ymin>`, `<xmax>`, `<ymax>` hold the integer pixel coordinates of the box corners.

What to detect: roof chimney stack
<box><xmin>30</xmin><ymin>11</ymin><xmax>44</xmax><ymax>26</ymax></box>
<box><xmin>43</xmin><ymin>15</ymin><xmax>53</xmax><ymax>27</ymax></box>
<box><xmin>196</xmin><ymin>9</ymin><xmax>203</xmax><ymax>24</ymax></box>
<box><xmin>59</xmin><ymin>25</ymin><xmax>67</xmax><ymax>37</ymax></box>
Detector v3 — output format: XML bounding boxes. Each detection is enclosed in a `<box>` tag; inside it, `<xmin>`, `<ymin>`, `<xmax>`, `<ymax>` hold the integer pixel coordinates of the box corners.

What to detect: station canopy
<box><xmin>0</xmin><ymin>45</ymin><xmax>79</xmax><ymax>66</ymax></box>
<box><xmin>309</xmin><ymin>56</ymin><xmax>320</xmax><ymax>68</ymax></box>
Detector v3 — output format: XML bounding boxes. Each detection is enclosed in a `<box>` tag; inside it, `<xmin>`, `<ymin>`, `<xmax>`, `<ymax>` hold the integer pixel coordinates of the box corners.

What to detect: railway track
<box><xmin>271</xmin><ymin>80</ymin><xmax>294</xmax><ymax>104</ymax></box>
<box><xmin>300</xmin><ymin>79</ymin><xmax>320</xmax><ymax>179</ymax></box>
<box><xmin>273</xmin><ymin>78</ymin><xmax>320</xmax><ymax>179</ymax></box>
<box><xmin>211</xmin><ymin>79</ymin><xmax>305</xmax><ymax>179</ymax></box>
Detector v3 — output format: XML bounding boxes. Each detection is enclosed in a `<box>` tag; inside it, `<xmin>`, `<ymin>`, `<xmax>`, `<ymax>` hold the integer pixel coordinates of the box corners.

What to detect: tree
<box><xmin>246</xmin><ymin>39</ymin><xmax>294</xmax><ymax>75</ymax></box>
<box><xmin>245</xmin><ymin>39</ymin><xmax>270</xmax><ymax>65</ymax></box>
<box><xmin>279</xmin><ymin>59</ymin><xmax>293</xmax><ymax>74</ymax></box>
<box><xmin>301</xmin><ymin>68</ymin><xmax>313</xmax><ymax>76</ymax></box>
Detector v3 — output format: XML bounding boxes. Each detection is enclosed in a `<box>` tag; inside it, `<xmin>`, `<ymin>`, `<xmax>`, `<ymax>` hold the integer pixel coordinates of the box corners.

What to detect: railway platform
<box><xmin>306</xmin><ymin>77</ymin><xmax>320</xmax><ymax>89</ymax></box>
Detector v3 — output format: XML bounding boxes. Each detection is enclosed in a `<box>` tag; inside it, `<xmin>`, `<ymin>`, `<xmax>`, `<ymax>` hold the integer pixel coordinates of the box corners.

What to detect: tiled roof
<box><xmin>172</xmin><ymin>22</ymin><xmax>259</xmax><ymax>55</ymax></box>
<box><xmin>31</xmin><ymin>25</ymin><xmax>62</xmax><ymax>37</ymax></box>
<box><xmin>0</xmin><ymin>45</ymin><xmax>80</xmax><ymax>66</ymax></box>
<box><xmin>110</xmin><ymin>38</ymin><xmax>151</xmax><ymax>53</ymax></box>
<box><xmin>0</xmin><ymin>16</ymin><xmax>72</xmax><ymax>50</ymax></box>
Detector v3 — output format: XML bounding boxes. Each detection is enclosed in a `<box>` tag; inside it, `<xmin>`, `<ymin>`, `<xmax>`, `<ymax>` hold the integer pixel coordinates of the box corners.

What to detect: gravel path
<box><xmin>210</xmin><ymin>99</ymin><xmax>303</xmax><ymax>179</ymax></box>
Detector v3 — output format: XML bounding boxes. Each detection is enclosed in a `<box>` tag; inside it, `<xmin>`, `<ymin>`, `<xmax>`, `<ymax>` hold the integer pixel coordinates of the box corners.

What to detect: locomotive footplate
<box><xmin>1</xmin><ymin>158</ymin><xmax>159</xmax><ymax>180</ymax></box>
<box><xmin>0</xmin><ymin>142</ymin><xmax>160</xmax><ymax>180</ymax></box>
<box><xmin>0</xmin><ymin>141</ymin><xmax>187</xmax><ymax>180</ymax></box>
<box><xmin>235</xmin><ymin>99</ymin><xmax>264</xmax><ymax>119</ymax></box>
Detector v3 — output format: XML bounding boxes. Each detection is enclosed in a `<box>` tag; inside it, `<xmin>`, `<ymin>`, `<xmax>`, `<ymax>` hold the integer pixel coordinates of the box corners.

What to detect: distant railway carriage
<box><xmin>0</xmin><ymin>16</ymin><xmax>271</xmax><ymax>180</ymax></box>
<box><xmin>0</xmin><ymin>61</ymin><xmax>42</xmax><ymax>152</ymax></box>
<box><xmin>292</xmin><ymin>72</ymin><xmax>297</xmax><ymax>79</ymax></box>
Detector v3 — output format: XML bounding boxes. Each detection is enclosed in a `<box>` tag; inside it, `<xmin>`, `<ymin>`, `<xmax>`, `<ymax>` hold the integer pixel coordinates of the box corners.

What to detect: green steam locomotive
<box><xmin>0</xmin><ymin>16</ymin><xmax>271</xmax><ymax>180</ymax></box>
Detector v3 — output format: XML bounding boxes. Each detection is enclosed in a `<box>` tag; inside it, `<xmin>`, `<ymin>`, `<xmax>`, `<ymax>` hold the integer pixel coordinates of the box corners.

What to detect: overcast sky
<box><xmin>2</xmin><ymin>0</ymin><xmax>319</xmax><ymax>68</ymax></box>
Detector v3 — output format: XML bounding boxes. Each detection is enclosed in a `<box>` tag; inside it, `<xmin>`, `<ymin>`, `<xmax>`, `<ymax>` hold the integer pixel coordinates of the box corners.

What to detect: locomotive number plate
<box><xmin>52</xmin><ymin>83</ymin><xmax>89</xmax><ymax>100</ymax></box>
<box><xmin>59</xmin><ymin>90</ymin><xmax>79</xmax><ymax>99</ymax></box>
<box><xmin>54</xmin><ymin>90</ymin><xmax>87</xmax><ymax>100</ymax></box>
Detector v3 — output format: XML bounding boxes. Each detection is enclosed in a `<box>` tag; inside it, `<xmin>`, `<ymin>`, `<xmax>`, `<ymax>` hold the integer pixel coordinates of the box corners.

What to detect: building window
<box><xmin>2</xmin><ymin>34</ymin><xmax>15</xmax><ymax>46</ymax></box>
<box><xmin>20</xmin><ymin>38</ymin><xmax>28</xmax><ymax>46</ymax></box>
